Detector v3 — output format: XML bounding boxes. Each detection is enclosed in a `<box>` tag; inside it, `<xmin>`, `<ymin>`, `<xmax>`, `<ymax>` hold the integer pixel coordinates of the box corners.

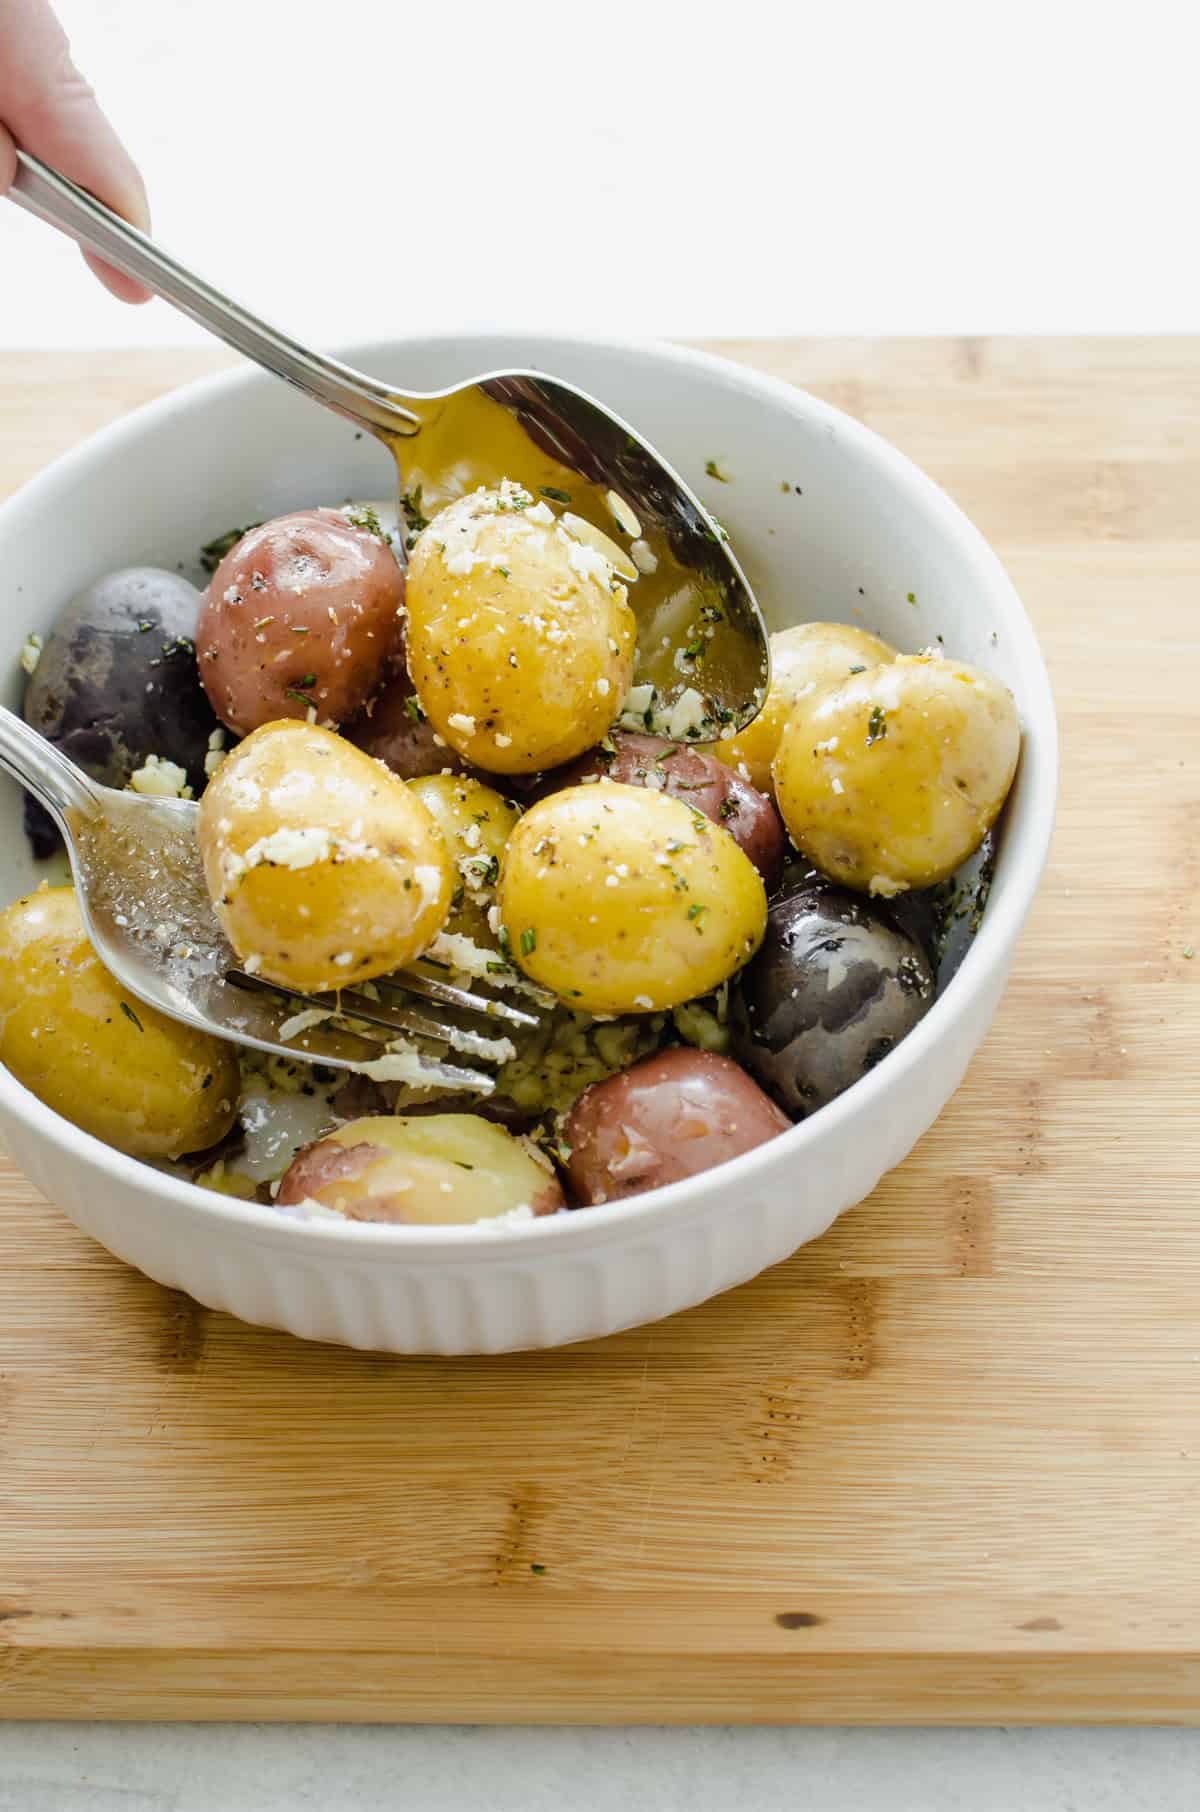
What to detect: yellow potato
<box><xmin>405</xmin><ymin>481</ymin><xmax>636</xmax><ymax>773</ymax></box>
<box><xmin>0</xmin><ymin>886</ymin><xmax>238</xmax><ymax>1158</ymax></box>
<box><xmin>498</xmin><ymin>782</ymin><xmax>767</xmax><ymax>1014</ymax></box>
<box><xmin>714</xmin><ymin>622</ymin><xmax>896</xmax><ymax>791</ymax></box>
<box><xmin>276</xmin><ymin>1114</ymin><xmax>564</xmax><ymax>1224</ymax></box>
<box><xmin>773</xmin><ymin>654</ymin><xmax>1020</xmax><ymax>895</ymax></box>
<box><xmin>198</xmin><ymin>719</ymin><xmax>453</xmax><ymax>991</ymax></box>
<box><xmin>407</xmin><ymin>773</ymin><xmax>520</xmax><ymax>945</ymax></box>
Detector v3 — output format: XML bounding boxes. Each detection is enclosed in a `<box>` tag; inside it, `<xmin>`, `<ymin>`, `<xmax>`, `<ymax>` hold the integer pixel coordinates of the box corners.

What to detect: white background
<box><xmin>4</xmin><ymin>0</ymin><xmax>1200</xmax><ymax>1804</ymax></box>
<box><xmin>1</xmin><ymin>0</ymin><xmax>1197</xmax><ymax>347</ymax></box>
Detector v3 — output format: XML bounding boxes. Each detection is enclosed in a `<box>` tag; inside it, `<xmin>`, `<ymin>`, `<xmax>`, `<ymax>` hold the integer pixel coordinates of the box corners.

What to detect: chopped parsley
<box><xmin>137</xmin><ymin>619</ymin><xmax>154</xmax><ymax>633</ymax></box>
<box><xmin>687</xmin><ymin>903</ymin><xmax>708</xmax><ymax>927</ymax></box>
<box><xmin>704</xmin><ymin>459</ymin><xmax>730</xmax><ymax>482</ymax></box>
<box><xmin>530</xmin><ymin>1563</ymin><xmax>547</xmax><ymax>1575</ymax></box>
<box><xmin>466</xmin><ymin>854</ymin><xmax>500</xmax><ymax>887</ymax></box>
<box><xmin>1185</xmin><ymin>945</ymin><xmax>1195</xmax><ymax>960</ymax></box>
<box><xmin>539</xmin><ymin>486</ymin><xmax>572</xmax><ymax>503</ymax></box>
<box><xmin>497</xmin><ymin>565</ymin><xmax>511</xmax><ymax>579</ymax></box>
<box><xmin>200</xmin><ymin>523</ymin><xmax>259</xmax><ymax>573</ymax></box>
<box><xmin>907</xmin><ymin>591</ymin><xmax>917</xmax><ymax>604</ymax></box>
<box><xmin>285</xmin><ymin>687</ymin><xmax>316</xmax><ymax>708</ymax></box>
<box><xmin>403</xmin><ymin>694</ymin><xmax>426</xmax><ymax>724</ymax></box>
<box><xmin>867</xmin><ymin>705</ymin><xmax>888</xmax><ymax>746</ymax></box>
<box><xmin>345</xmin><ymin>504</ymin><xmax>391</xmax><ymax>544</ymax></box>
<box><xmin>299</xmin><ymin>673</ymin><xmax>317</xmax><ymax>688</ymax></box>
<box><xmin>848</xmin><ymin>663</ymin><xmax>867</xmax><ymax>674</ymax></box>
<box><xmin>400</xmin><ymin>485</ymin><xmax>430</xmax><ymax>544</ymax></box>
<box><xmin>497</xmin><ymin>925</ymin><xmax>513</xmax><ymax>961</ymax></box>
<box><xmin>718</xmin><ymin>796</ymin><xmax>740</xmax><ymax>820</ymax></box>
<box><xmin>519</xmin><ymin>927</ymin><xmax>537</xmax><ymax>957</ymax></box>
<box><xmin>119</xmin><ymin>1001</ymin><xmax>144</xmax><ymax>1033</ymax></box>
<box><xmin>684</xmin><ymin>639</ymin><xmax>705</xmax><ymax>660</ymax></box>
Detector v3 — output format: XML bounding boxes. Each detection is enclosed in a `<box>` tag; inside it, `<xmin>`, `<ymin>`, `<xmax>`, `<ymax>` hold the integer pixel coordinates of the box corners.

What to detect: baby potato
<box><xmin>407</xmin><ymin>774</ymin><xmax>520</xmax><ymax>943</ymax></box>
<box><xmin>0</xmin><ymin>886</ymin><xmax>238</xmax><ymax>1158</ymax></box>
<box><xmin>197</xmin><ymin>719</ymin><xmax>453</xmax><ymax>991</ymax></box>
<box><xmin>550</xmin><ymin>730</ymin><xmax>785</xmax><ymax>892</ymax></box>
<box><xmin>564</xmin><ymin>1048</ymin><xmax>791</xmax><ymax>1205</ymax></box>
<box><xmin>715</xmin><ymin>622</ymin><xmax>896</xmax><ymax>792</ymax></box>
<box><xmin>345</xmin><ymin>653</ymin><xmax>473</xmax><ymax>782</ymax></box>
<box><xmin>405</xmin><ymin>481</ymin><xmax>636</xmax><ymax>773</ymax></box>
<box><xmin>773</xmin><ymin>654</ymin><xmax>1020</xmax><ymax>896</ymax></box>
<box><xmin>498</xmin><ymin>782</ymin><xmax>767</xmax><ymax>1015</ymax></box>
<box><xmin>197</xmin><ymin>510</ymin><xmax>405</xmax><ymax>734</ymax></box>
<box><xmin>276</xmin><ymin>1113</ymin><xmax>564</xmax><ymax>1224</ymax></box>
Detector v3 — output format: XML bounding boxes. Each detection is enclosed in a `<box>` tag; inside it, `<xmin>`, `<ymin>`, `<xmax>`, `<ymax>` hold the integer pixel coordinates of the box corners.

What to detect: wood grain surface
<box><xmin>0</xmin><ymin>339</ymin><xmax>1197</xmax><ymax>1724</ymax></box>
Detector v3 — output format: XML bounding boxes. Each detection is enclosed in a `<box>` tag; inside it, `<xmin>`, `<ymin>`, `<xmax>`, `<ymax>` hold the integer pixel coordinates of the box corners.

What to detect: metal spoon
<box><xmin>9</xmin><ymin>149</ymin><xmax>769</xmax><ymax>736</ymax></box>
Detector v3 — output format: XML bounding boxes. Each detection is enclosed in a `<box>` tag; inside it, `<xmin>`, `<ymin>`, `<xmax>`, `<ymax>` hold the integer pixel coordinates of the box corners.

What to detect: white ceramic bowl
<box><xmin>0</xmin><ymin>334</ymin><xmax>1056</xmax><ymax>1353</ymax></box>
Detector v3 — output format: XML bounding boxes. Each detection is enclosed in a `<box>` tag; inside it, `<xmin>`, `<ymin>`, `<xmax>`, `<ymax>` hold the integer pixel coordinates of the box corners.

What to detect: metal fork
<box><xmin>0</xmin><ymin>707</ymin><xmax>542</xmax><ymax>1093</ymax></box>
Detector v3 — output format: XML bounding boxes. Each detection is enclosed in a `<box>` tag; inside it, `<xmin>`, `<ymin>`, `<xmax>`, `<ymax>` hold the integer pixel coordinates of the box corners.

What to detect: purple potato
<box><xmin>731</xmin><ymin>883</ymin><xmax>935</xmax><ymax>1117</ymax></box>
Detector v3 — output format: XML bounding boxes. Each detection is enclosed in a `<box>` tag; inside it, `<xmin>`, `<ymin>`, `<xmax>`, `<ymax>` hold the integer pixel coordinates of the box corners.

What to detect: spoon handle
<box><xmin>8</xmin><ymin>150</ymin><xmax>421</xmax><ymax>440</ymax></box>
<box><xmin>0</xmin><ymin>704</ymin><xmax>98</xmax><ymax>826</ymax></box>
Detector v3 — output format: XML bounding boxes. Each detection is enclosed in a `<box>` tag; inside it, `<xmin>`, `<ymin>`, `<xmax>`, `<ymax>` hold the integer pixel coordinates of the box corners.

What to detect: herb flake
<box><xmin>119</xmin><ymin>1001</ymin><xmax>144</xmax><ymax>1033</ymax></box>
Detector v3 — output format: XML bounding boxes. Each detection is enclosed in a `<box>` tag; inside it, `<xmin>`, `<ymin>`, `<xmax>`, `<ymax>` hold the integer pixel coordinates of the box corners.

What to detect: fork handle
<box><xmin>0</xmin><ymin>704</ymin><xmax>99</xmax><ymax>825</ymax></box>
<box><xmin>8</xmin><ymin>150</ymin><xmax>422</xmax><ymax>441</ymax></box>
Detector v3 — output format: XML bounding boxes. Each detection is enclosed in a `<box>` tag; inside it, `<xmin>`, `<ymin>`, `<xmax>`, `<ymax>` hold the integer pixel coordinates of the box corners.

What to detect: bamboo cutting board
<box><xmin>0</xmin><ymin>338</ymin><xmax>1197</xmax><ymax>1724</ymax></box>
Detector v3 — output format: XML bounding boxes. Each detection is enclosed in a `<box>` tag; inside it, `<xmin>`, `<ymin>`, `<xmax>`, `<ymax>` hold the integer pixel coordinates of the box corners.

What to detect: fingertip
<box><xmin>82</xmin><ymin>249</ymin><xmax>155</xmax><ymax>306</ymax></box>
<box><xmin>0</xmin><ymin>124</ymin><xmax>16</xmax><ymax>195</ymax></box>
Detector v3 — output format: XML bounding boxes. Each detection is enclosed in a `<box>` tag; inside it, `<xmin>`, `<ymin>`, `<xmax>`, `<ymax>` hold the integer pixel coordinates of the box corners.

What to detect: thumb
<box><xmin>0</xmin><ymin>0</ymin><xmax>152</xmax><ymax>303</ymax></box>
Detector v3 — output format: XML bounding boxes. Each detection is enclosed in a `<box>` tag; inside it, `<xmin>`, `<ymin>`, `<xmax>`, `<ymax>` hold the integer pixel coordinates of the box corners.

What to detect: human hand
<box><xmin>0</xmin><ymin>0</ymin><xmax>150</xmax><ymax>301</ymax></box>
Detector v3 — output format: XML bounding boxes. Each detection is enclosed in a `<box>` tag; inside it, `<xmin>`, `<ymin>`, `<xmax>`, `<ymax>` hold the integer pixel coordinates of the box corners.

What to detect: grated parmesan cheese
<box><xmin>129</xmin><ymin>754</ymin><xmax>193</xmax><ymax>799</ymax></box>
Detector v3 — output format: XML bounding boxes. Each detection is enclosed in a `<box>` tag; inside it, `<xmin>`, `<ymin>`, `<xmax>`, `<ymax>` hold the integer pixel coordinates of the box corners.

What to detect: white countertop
<box><xmin>3</xmin><ymin>1725</ymin><xmax>1200</xmax><ymax>1810</ymax></box>
<box><xmin>3</xmin><ymin>0</ymin><xmax>1197</xmax><ymax>1800</ymax></box>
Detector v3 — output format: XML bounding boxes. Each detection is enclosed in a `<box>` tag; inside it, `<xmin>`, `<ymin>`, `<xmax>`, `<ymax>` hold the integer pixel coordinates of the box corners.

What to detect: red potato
<box><xmin>549</xmin><ymin>731</ymin><xmax>786</xmax><ymax>891</ymax></box>
<box><xmin>345</xmin><ymin>656</ymin><xmax>473</xmax><ymax>781</ymax></box>
<box><xmin>564</xmin><ymin>1046</ymin><xmax>791</xmax><ymax>1206</ymax></box>
<box><xmin>197</xmin><ymin>510</ymin><xmax>405</xmax><ymax>734</ymax></box>
<box><xmin>277</xmin><ymin>1114</ymin><xmax>564</xmax><ymax>1225</ymax></box>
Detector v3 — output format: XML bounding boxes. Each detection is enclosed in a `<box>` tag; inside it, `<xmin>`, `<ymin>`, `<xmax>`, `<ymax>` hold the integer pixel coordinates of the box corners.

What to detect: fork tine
<box><xmin>334</xmin><ymin>989</ymin><xmax>516</xmax><ymax>1063</ymax></box>
<box><xmin>380</xmin><ymin>968</ymin><xmax>545</xmax><ymax>1028</ymax></box>
<box><xmin>225</xmin><ymin>972</ymin><xmax>496</xmax><ymax>1092</ymax></box>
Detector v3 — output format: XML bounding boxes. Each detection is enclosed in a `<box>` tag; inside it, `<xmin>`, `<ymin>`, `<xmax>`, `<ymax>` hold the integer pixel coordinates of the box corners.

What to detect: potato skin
<box><xmin>345</xmin><ymin>651</ymin><xmax>472</xmax><ymax>782</ymax></box>
<box><xmin>550</xmin><ymin>731</ymin><xmax>785</xmax><ymax>892</ymax></box>
<box><xmin>564</xmin><ymin>1047</ymin><xmax>790</xmax><ymax>1204</ymax></box>
<box><xmin>276</xmin><ymin>1114</ymin><xmax>564</xmax><ymax>1224</ymax></box>
<box><xmin>498</xmin><ymin>782</ymin><xmax>767</xmax><ymax>1015</ymax></box>
<box><xmin>773</xmin><ymin>654</ymin><xmax>1020</xmax><ymax>895</ymax></box>
<box><xmin>407</xmin><ymin>774</ymin><xmax>520</xmax><ymax>943</ymax></box>
<box><xmin>715</xmin><ymin>622</ymin><xmax>896</xmax><ymax>792</ymax></box>
<box><xmin>23</xmin><ymin>566</ymin><xmax>220</xmax><ymax>854</ymax></box>
<box><xmin>0</xmin><ymin>887</ymin><xmax>238</xmax><ymax>1158</ymax></box>
<box><xmin>197</xmin><ymin>510</ymin><xmax>405</xmax><ymax>734</ymax></box>
<box><xmin>405</xmin><ymin>484</ymin><xmax>636</xmax><ymax>773</ymax></box>
<box><xmin>730</xmin><ymin>883</ymin><xmax>935</xmax><ymax>1116</ymax></box>
<box><xmin>197</xmin><ymin>720</ymin><xmax>453</xmax><ymax>991</ymax></box>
